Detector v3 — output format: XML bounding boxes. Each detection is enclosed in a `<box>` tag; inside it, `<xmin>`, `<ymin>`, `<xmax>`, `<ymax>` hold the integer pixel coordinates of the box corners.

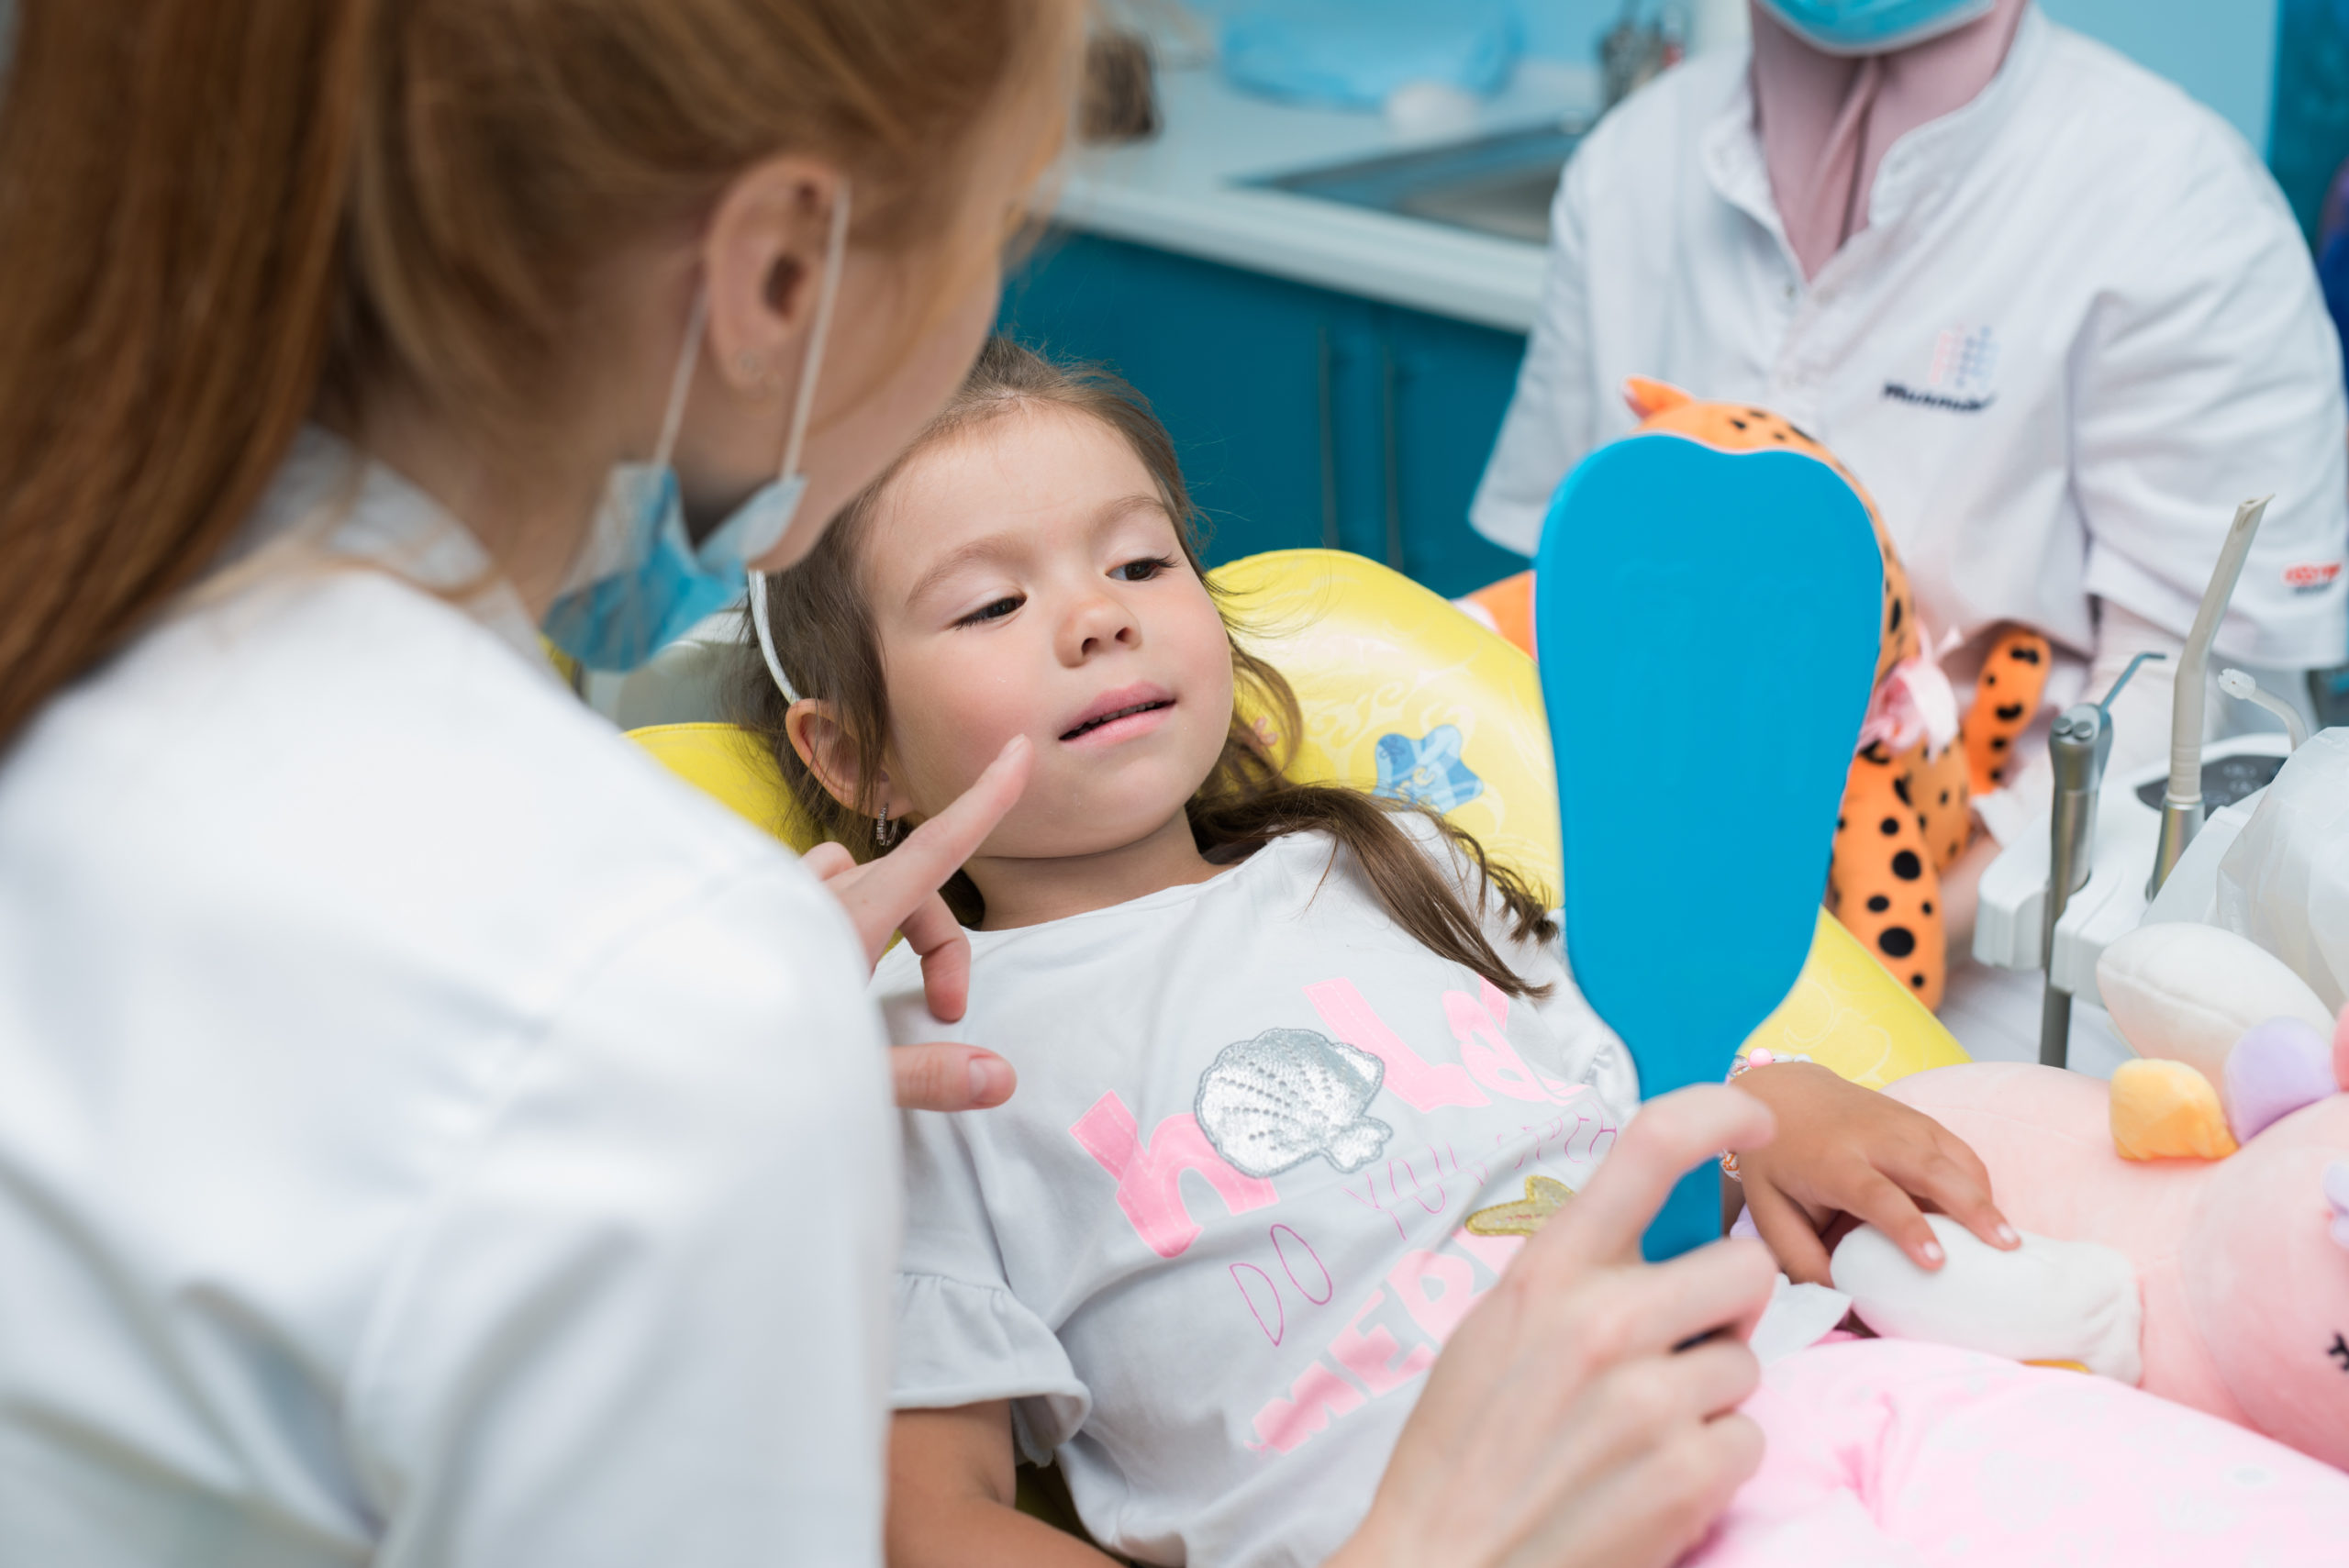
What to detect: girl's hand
<box><xmin>801</xmin><ymin>736</ymin><xmax>1031</xmax><ymax>1114</ymax></box>
<box><xmin>1333</xmin><ymin>1085</ymin><xmax>1779</xmax><ymax>1568</ymax></box>
<box><xmin>1729</xmin><ymin>1060</ymin><xmax>2018</xmax><ymax>1284</ymax></box>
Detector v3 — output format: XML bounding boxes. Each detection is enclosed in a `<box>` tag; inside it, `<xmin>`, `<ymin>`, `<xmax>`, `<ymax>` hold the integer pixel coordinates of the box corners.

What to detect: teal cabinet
<box><xmin>1381</xmin><ymin>305</ymin><xmax>1538</xmax><ymax>593</ymax></box>
<box><xmin>998</xmin><ymin>232</ymin><xmax>1532</xmax><ymax>599</ymax></box>
<box><xmin>2272</xmin><ymin>0</ymin><xmax>2349</xmax><ymax>241</ymax></box>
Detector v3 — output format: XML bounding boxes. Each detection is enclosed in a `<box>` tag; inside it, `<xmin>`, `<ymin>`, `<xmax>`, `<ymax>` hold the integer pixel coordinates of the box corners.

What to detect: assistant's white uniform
<box><xmin>0</xmin><ymin>431</ymin><xmax>896</xmax><ymax>1566</ymax></box>
<box><xmin>1475</xmin><ymin>8</ymin><xmax>2349</xmax><ymax>678</ymax></box>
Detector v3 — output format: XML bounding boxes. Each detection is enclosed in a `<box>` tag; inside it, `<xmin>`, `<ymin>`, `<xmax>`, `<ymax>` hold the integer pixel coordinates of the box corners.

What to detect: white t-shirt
<box><xmin>874</xmin><ymin>824</ymin><xmax>1639</xmax><ymax>1568</ymax></box>
<box><xmin>1474</xmin><ymin>8</ymin><xmax>2349</xmax><ymax>676</ymax></box>
<box><xmin>0</xmin><ymin>430</ymin><xmax>897</xmax><ymax>1566</ymax></box>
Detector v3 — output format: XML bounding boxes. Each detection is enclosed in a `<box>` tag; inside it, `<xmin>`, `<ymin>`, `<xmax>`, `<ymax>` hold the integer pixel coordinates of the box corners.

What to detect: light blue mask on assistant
<box><xmin>1754</xmin><ymin>0</ymin><xmax>1993</xmax><ymax>55</ymax></box>
<box><xmin>544</xmin><ymin>181</ymin><xmax>852</xmax><ymax>672</ymax></box>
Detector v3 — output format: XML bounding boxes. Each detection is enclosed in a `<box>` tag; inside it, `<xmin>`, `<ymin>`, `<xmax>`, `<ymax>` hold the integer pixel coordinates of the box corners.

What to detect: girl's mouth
<box><xmin>1061</xmin><ymin>690</ymin><xmax>1176</xmax><ymax>742</ymax></box>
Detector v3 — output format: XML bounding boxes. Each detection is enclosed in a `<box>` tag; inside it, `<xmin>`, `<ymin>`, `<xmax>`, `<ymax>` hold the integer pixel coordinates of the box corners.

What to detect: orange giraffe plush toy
<box><xmin>1457</xmin><ymin>379</ymin><xmax>2049</xmax><ymax>1006</ymax></box>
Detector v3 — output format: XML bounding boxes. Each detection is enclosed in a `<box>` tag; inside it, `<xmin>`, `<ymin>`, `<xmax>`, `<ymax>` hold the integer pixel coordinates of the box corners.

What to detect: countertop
<box><xmin>1047</xmin><ymin>61</ymin><xmax>1598</xmax><ymax>334</ymax></box>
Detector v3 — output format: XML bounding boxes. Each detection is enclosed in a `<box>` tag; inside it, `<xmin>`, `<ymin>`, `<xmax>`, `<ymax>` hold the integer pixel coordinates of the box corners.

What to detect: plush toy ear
<box><xmin>1620</xmin><ymin>376</ymin><xmax>1693</xmax><ymax>420</ymax></box>
<box><xmin>2328</xmin><ymin>1162</ymin><xmax>2349</xmax><ymax>1252</ymax></box>
<box><xmin>2226</xmin><ymin>1017</ymin><xmax>2338</xmax><ymax>1142</ymax></box>
<box><xmin>2332</xmin><ymin>1004</ymin><xmax>2349</xmax><ymax>1092</ymax></box>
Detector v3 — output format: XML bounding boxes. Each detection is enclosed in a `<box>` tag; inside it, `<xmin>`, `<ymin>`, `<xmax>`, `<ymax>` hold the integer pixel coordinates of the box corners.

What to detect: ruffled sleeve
<box><xmin>892</xmin><ymin>1272</ymin><xmax>1090</xmax><ymax>1462</ymax></box>
<box><xmin>893</xmin><ymin>1105</ymin><xmax>1091</xmax><ymax>1462</ymax></box>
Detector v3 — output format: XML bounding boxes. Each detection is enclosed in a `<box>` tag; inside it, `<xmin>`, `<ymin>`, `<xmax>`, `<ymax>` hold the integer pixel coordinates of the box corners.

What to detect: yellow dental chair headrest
<box><xmin>625</xmin><ymin>550</ymin><xmax>1965</xmax><ymax>1087</ymax></box>
<box><xmin>1215</xmin><ymin>550</ymin><xmax>1563</xmax><ymax>904</ymax></box>
<box><xmin>627</xmin><ymin>719</ymin><xmax>821</xmax><ymax>854</ymax></box>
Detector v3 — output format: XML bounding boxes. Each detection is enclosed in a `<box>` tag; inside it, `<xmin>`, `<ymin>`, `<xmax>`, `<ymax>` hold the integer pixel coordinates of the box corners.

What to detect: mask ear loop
<box><xmin>750</xmin><ymin>175</ymin><xmax>853</xmax><ymax>707</ymax></box>
<box><xmin>653</xmin><ymin>290</ymin><xmax>710</xmax><ymax>472</ymax></box>
<box><xmin>559</xmin><ymin>289</ymin><xmax>708</xmax><ymax>599</ymax></box>
<box><xmin>751</xmin><ymin>580</ymin><xmax>797</xmax><ymax>704</ymax></box>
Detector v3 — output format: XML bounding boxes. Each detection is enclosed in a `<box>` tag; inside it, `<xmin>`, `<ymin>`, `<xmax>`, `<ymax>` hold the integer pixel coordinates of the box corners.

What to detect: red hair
<box><xmin>0</xmin><ymin>0</ymin><xmax>1083</xmax><ymax>753</ymax></box>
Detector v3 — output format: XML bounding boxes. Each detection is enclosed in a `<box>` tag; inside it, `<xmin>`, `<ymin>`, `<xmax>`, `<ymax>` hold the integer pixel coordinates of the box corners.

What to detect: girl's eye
<box><xmin>1111</xmin><ymin>555</ymin><xmax>1177</xmax><ymax>583</ymax></box>
<box><xmin>957</xmin><ymin>595</ymin><xmax>1022</xmax><ymax>628</ymax></box>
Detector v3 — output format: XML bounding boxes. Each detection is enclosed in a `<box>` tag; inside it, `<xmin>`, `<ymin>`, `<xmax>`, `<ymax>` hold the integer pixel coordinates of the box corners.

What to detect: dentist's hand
<box><xmin>801</xmin><ymin>735</ymin><xmax>1030</xmax><ymax>1114</ymax></box>
<box><xmin>1331</xmin><ymin>1085</ymin><xmax>1779</xmax><ymax>1568</ymax></box>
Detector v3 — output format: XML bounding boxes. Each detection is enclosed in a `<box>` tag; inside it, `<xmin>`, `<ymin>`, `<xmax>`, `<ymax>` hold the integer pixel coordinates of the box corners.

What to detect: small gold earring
<box><xmin>734</xmin><ymin>350</ymin><xmax>769</xmax><ymax>386</ymax></box>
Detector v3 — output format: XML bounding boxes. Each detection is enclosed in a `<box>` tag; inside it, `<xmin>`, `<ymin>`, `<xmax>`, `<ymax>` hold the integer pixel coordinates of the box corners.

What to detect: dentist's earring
<box><xmin>874</xmin><ymin>801</ymin><xmax>899</xmax><ymax>849</ymax></box>
<box><xmin>733</xmin><ymin>350</ymin><xmax>776</xmax><ymax>392</ymax></box>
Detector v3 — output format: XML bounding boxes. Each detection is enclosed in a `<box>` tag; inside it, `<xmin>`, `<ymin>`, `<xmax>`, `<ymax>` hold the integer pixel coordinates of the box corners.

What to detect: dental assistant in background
<box><xmin>1475</xmin><ymin>0</ymin><xmax>2349</xmax><ymax>1055</ymax></box>
<box><xmin>0</xmin><ymin>2</ymin><xmax>1788</xmax><ymax>1565</ymax></box>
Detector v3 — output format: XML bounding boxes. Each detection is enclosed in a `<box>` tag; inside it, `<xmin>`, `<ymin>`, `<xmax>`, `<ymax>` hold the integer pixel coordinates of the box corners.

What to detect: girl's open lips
<box><xmin>1060</xmin><ymin>685</ymin><xmax>1176</xmax><ymax>744</ymax></box>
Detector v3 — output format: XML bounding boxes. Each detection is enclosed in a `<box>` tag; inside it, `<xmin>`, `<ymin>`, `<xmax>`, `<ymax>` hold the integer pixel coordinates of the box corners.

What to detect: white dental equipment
<box><xmin>2148</xmin><ymin>497</ymin><xmax>2271</xmax><ymax>896</ymax></box>
<box><xmin>1974</xmin><ymin>497</ymin><xmax>2304</xmax><ymax>1066</ymax></box>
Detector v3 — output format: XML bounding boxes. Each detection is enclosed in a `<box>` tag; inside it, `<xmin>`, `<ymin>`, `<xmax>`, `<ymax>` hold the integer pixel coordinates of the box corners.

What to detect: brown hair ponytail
<box><xmin>0</xmin><ymin>0</ymin><xmax>370</xmax><ymax>753</ymax></box>
<box><xmin>0</xmin><ymin>0</ymin><xmax>1081</xmax><ymax>757</ymax></box>
<box><xmin>738</xmin><ymin>337</ymin><xmax>1561</xmax><ymax>1000</ymax></box>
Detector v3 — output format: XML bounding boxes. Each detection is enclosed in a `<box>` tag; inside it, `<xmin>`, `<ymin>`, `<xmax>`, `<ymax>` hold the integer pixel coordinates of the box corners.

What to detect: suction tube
<box><xmin>2218</xmin><ymin>668</ymin><xmax>2308</xmax><ymax>750</ymax></box>
<box><xmin>2148</xmin><ymin>496</ymin><xmax>2270</xmax><ymax>897</ymax></box>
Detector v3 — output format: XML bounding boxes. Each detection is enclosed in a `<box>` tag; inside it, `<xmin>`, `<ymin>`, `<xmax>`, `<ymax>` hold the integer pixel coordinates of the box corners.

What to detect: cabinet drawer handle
<box><xmin>1379</xmin><ymin>342</ymin><xmax>1404</xmax><ymax>572</ymax></box>
<box><xmin>1316</xmin><ymin>325</ymin><xmax>1341</xmax><ymax>551</ymax></box>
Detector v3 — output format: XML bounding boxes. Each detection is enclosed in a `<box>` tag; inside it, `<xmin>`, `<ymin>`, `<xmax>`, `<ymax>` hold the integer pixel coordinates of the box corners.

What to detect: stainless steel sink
<box><xmin>1251</xmin><ymin>121</ymin><xmax>1587</xmax><ymax>244</ymax></box>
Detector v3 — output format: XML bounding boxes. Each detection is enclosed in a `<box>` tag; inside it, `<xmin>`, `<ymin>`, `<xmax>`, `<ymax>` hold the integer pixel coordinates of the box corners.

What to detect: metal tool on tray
<box><xmin>2039</xmin><ymin>652</ymin><xmax>2164</xmax><ymax>1067</ymax></box>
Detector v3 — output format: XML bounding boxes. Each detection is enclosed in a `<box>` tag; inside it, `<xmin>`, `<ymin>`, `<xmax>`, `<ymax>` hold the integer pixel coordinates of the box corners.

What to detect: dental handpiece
<box><xmin>2038</xmin><ymin>703</ymin><xmax>2104</xmax><ymax>1068</ymax></box>
<box><xmin>2038</xmin><ymin>651</ymin><xmax>2165</xmax><ymax>1069</ymax></box>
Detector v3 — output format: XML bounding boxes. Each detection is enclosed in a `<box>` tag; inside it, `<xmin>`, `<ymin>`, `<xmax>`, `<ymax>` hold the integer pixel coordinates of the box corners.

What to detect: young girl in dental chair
<box><xmin>734</xmin><ymin>340</ymin><xmax>2329</xmax><ymax>1567</ymax></box>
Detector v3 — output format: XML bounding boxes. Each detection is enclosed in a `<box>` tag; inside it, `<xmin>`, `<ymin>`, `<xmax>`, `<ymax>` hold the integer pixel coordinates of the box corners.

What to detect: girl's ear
<box><xmin>785</xmin><ymin>697</ymin><xmax>894</xmax><ymax>817</ymax></box>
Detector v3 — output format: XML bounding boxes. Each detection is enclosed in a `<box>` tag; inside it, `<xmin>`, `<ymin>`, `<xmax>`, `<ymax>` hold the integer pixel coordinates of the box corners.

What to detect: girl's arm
<box><xmin>887</xmin><ymin>1402</ymin><xmax>1119</xmax><ymax>1568</ymax></box>
<box><xmin>1728</xmin><ymin>1061</ymin><xmax>2019</xmax><ymax>1284</ymax></box>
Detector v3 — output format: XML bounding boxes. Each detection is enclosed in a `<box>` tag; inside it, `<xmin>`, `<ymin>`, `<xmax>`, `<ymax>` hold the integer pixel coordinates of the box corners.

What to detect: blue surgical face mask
<box><xmin>1753</xmin><ymin>0</ymin><xmax>1994</xmax><ymax>55</ymax></box>
<box><xmin>543</xmin><ymin>180</ymin><xmax>852</xmax><ymax>672</ymax></box>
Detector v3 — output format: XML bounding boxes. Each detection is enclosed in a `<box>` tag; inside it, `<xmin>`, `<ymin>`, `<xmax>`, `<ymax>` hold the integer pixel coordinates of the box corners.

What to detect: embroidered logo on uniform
<box><xmin>1194</xmin><ymin>1028</ymin><xmax>1394</xmax><ymax>1178</ymax></box>
<box><xmin>2286</xmin><ymin>562</ymin><xmax>2342</xmax><ymax>595</ymax></box>
<box><xmin>1885</xmin><ymin>325</ymin><xmax>1998</xmax><ymax>413</ymax></box>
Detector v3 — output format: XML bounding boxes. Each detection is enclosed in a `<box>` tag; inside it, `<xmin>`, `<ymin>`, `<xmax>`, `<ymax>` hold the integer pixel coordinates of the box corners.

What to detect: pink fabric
<box><xmin>1690</xmin><ymin>1338</ymin><xmax>2349</xmax><ymax>1566</ymax></box>
<box><xmin>1751</xmin><ymin>0</ymin><xmax>2029</xmax><ymax>279</ymax></box>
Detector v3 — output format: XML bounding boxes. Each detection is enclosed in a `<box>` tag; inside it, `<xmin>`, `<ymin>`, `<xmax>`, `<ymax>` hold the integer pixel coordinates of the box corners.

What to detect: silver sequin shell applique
<box><xmin>1194</xmin><ymin>1027</ymin><xmax>1394</xmax><ymax>1179</ymax></box>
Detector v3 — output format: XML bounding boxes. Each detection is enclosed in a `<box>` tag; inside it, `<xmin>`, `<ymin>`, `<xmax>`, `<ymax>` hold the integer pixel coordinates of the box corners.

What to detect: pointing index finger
<box><xmin>844</xmin><ymin>736</ymin><xmax>1030</xmax><ymax>959</ymax></box>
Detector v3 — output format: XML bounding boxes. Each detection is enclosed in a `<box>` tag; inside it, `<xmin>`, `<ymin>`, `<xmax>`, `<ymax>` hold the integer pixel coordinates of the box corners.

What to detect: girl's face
<box><xmin>858</xmin><ymin>404</ymin><xmax>1236</xmax><ymax>860</ymax></box>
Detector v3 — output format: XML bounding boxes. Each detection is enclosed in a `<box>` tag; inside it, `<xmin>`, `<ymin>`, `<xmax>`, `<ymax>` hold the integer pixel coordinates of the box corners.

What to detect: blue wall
<box><xmin>1516</xmin><ymin>1</ymin><xmax>2280</xmax><ymax>153</ymax></box>
<box><xmin>2037</xmin><ymin>0</ymin><xmax>2277</xmax><ymax>152</ymax></box>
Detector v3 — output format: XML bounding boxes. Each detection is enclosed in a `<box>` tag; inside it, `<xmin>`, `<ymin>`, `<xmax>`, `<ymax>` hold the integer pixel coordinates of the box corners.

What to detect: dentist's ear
<box><xmin>785</xmin><ymin>697</ymin><xmax>900</xmax><ymax>823</ymax></box>
<box><xmin>701</xmin><ymin>155</ymin><xmax>847</xmax><ymax>402</ymax></box>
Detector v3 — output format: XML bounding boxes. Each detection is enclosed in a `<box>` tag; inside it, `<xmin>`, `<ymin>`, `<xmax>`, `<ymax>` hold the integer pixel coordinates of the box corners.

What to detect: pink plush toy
<box><xmin>1851</xmin><ymin>1012</ymin><xmax>2349</xmax><ymax>1471</ymax></box>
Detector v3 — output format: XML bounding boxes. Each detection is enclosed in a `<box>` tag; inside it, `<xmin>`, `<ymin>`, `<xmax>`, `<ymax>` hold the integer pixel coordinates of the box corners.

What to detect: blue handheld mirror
<box><xmin>1532</xmin><ymin>434</ymin><xmax>1883</xmax><ymax>1259</ymax></box>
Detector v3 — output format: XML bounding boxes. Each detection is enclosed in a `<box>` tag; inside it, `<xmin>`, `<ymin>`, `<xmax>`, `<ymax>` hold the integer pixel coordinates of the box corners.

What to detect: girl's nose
<box><xmin>1060</xmin><ymin>591</ymin><xmax>1141</xmax><ymax>663</ymax></box>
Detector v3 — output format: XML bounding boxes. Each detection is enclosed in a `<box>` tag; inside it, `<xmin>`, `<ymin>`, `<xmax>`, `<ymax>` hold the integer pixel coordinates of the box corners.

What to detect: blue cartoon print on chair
<box><xmin>1373</xmin><ymin>725</ymin><xmax>1483</xmax><ymax>813</ymax></box>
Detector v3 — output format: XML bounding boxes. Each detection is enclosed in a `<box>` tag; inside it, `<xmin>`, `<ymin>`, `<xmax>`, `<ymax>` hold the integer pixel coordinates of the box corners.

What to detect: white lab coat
<box><xmin>1475</xmin><ymin>7</ymin><xmax>2349</xmax><ymax>681</ymax></box>
<box><xmin>0</xmin><ymin>430</ymin><xmax>896</xmax><ymax>1566</ymax></box>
